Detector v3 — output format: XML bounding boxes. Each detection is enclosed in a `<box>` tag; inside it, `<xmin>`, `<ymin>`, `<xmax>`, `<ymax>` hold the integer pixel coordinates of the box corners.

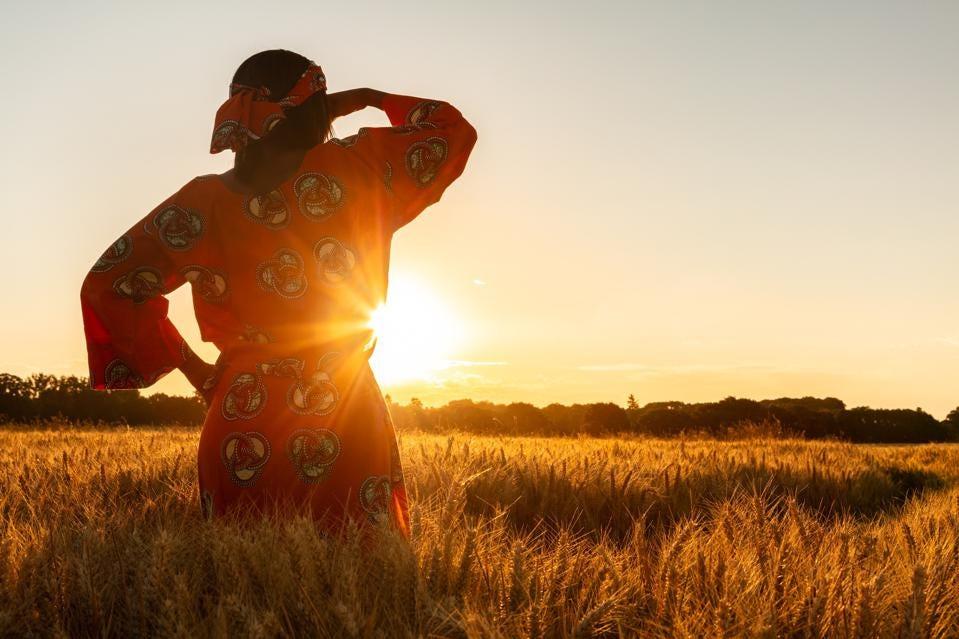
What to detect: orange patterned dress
<box><xmin>80</xmin><ymin>93</ymin><xmax>477</xmax><ymax>533</ymax></box>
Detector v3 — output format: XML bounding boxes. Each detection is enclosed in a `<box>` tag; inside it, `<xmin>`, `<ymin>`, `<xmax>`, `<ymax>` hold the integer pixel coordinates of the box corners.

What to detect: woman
<box><xmin>80</xmin><ymin>50</ymin><xmax>477</xmax><ymax>535</ymax></box>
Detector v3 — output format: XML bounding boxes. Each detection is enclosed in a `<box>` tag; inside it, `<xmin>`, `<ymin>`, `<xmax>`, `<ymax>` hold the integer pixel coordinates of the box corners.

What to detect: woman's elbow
<box><xmin>461</xmin><ymin>119</ymin><xmax>478</xmax><ymax>148</ymax></box>
<box><xmin>452</xmin><ymin>119</ymin><xmax>478</xmax><ymax>160</ymax></box>
<box><xmin>80</xmin><ymin>269</ymin><xmax>101</xmax><ymax>306</ymax></box>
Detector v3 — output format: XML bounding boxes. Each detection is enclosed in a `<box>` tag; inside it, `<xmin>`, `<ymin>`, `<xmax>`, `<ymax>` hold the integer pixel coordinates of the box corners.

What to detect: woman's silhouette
<box><xmin>80</xmin><ymin>50</ymin><xmax>477</xmax><ymax>534</ymax></box>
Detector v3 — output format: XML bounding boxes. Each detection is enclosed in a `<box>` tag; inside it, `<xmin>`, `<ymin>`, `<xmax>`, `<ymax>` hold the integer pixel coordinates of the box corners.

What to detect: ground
<box><xmin>0</xmin><ymin>425</ymin><xmax>957</xmax><ymax>638</ymax></box>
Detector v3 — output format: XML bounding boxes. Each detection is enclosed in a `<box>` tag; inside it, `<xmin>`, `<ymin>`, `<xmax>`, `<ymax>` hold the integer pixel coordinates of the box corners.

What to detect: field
<box><xmin>1</xmin><ymin>426</ymin><xmax>958</xmax><ymax>638</ymax></box>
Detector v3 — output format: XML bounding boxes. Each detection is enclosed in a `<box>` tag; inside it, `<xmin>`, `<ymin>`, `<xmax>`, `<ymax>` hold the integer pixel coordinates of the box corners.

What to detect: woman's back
<box><xmin>80</xmin><ymin>76</ymin><xmax>477</xmax><ymax>528</ymax></box>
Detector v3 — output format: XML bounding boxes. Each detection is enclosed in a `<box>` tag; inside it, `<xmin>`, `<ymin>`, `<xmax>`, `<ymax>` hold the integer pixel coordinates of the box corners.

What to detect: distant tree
<box><xmin>502</xmin><ymin>402</ymin><xmax>550</xmax><ymax>433</ymax></box>
<box><xmin>839</xmin><ymin>407</ymin><xmax>947</xmax><ymax>443</ymax></box>
<box><xmin>636</xmin><ymin>407</ymin><xmax>696</xmax><ymax>437</ymax></box>
<box><xmin>944</xmin><ymin>407</ymin><xmax>959</xmax><ymax>441</ymax></box>
<box><xmin>583</xmin><ymin>402</ymin><xmax>629</xmax><ymax>434</ymax></box>
<box><xmin>0</xmin><ymin>373</ymin><xmax>32</xmax><ymax>419</ymax></box>
<box><xmin>542</xmin><ymin>403</ymin><xmax>585</xmax><ymax>435</ymax></box>
<box><xmin>390</xmin><ymin>396</ymin><xmax>431</xmax><ymax>431</ymax></box>
<box><xmin>445</xmin><ymin>399</ymin><xmax>496</xmax><ymax>433</ymax></box>
<box><xmin>626</xmin><ymin>394</ymin><xmax>639</xmax><ymax>411</ymax></box>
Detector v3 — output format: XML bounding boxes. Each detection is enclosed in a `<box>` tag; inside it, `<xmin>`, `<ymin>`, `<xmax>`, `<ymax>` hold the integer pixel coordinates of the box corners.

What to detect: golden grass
<box><xmin>0</xmin><ymin>425</ymin><xmax>957</xmax><ymax>638</ymax></box>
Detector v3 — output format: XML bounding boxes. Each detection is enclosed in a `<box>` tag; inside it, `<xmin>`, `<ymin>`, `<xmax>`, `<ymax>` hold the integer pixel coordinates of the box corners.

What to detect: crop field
<box><xmin>0</xmin><ymin>425</ymin><xmax>957</xmax><ymax>638</ymax></box>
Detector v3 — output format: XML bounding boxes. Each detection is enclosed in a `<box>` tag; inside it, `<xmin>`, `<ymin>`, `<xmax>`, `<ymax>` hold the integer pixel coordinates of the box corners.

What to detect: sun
<box><xmin>367</xmin><ymin>274</ymin><xmax>463</xmax><ymax>385</ymax></box>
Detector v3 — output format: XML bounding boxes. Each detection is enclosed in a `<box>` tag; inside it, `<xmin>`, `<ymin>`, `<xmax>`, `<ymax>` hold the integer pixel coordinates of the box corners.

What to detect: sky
<box><xmin>1</xmin><ymin>1</ymin><xmax>957</xmax><ymax>417</ymax></box>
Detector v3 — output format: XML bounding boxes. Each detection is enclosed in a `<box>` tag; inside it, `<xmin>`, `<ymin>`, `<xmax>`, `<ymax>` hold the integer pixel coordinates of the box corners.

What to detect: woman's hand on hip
<box><xmin>179</xmin><ymin>355</ymin><xmax>218</xmax><ymax>407</ymax></box>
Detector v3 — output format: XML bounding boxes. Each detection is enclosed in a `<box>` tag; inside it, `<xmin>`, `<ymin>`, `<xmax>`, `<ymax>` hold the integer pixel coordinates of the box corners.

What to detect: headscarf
<box><xmin>210</xmin><ymin>62</ymin><xmax>327</xmax><ymax>154</ymax></box>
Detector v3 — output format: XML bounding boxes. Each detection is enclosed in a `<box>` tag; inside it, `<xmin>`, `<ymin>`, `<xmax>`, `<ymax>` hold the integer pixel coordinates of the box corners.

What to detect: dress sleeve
<box><xmin>342</xmin><ymin>93</ymin><xmax>478</xmax><ymax>231</ymax></box>
<box><xmin>80</xmin><ymin>190</ymin><xmax>203</xmax><ymax>389</ymax></box>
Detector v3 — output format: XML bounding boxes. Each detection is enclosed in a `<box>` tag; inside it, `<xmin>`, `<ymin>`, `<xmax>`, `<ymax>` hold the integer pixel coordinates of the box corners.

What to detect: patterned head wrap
<box><xmin>210</xmin><ymin>62</ymin><xmax>327</xmax><ymax>154</ymax></box>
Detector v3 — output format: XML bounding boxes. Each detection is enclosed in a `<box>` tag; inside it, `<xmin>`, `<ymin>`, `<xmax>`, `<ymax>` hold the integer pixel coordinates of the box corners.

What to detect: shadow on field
<box><xmin>420</xmin><ymin>461</ymin><xmax>946</xmax><ymax>541</ymax></box>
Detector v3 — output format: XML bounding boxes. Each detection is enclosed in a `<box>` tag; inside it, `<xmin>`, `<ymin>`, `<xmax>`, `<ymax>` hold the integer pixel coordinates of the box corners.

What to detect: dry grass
<box><xmin>0</xmin><ymin>425</ymin><xmax>957</xmax><ymax>638</ymax></box>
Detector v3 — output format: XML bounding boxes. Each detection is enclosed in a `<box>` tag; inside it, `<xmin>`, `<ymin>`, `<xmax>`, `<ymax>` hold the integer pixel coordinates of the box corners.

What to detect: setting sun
<box><xmin>368</xmin><ymin>274</ymin><xmax>464</xmax><ymax>385</ymax></box>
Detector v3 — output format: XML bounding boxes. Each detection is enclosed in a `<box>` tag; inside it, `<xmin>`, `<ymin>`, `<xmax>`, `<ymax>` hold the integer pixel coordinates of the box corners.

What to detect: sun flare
<box><xmin>367</xmin><ymin>274</ymin><xmax>463</xmax><ymax>385</ymax></box>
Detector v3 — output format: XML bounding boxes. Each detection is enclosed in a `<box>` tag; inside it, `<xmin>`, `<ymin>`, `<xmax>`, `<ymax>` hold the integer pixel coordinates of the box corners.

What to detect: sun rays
<box><xmin>368</xmin><ymin>273</ymin><xmax>464</xmax><ymax>385</ymax></box>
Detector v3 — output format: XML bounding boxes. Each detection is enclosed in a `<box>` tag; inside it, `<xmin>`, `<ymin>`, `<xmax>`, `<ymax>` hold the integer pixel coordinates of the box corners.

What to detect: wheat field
<box><xmin>0</xmin><ymin>425</ymin><xmax>957</xmax><ymax>638</ymax></box>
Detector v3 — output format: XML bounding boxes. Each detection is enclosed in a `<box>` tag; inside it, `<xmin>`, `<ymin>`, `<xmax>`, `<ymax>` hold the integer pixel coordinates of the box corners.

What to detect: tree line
<box><xmin>0</xmin><ymin>373</ymin><xmax>205</xmax><ymax>425</ymax></box>
<box><xmin>1</xmin><ymin>372</ymin><xmax>958</xmax><ymax>442</ymax></box>
<box><xmin>388</xmin><ymin>395</ymin><xmax>959</xmax><ymax>443</ymax></box>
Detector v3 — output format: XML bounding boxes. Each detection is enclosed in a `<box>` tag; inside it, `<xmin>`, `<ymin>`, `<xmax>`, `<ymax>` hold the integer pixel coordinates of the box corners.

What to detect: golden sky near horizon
<box><xmin>1</xmin><ymin>1</ymin><xmax>957</xmax><ymax>417</ymax></box>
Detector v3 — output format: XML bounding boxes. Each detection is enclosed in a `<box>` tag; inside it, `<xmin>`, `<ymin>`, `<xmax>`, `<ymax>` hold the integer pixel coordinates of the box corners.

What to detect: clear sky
<box><xmin>1</xmin><ymin>1</ymin><xmax>957</xmax><ymax>417</ymax></box>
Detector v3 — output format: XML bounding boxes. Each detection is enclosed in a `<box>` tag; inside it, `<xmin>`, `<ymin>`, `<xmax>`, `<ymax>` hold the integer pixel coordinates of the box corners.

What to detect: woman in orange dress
<box><xmin>79</xmin><ymin>50</ymin><xmax>477</xmax><ymax>535</ymax></box>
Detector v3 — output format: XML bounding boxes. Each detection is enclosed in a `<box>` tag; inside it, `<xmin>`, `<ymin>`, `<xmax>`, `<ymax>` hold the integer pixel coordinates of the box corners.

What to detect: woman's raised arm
<box><xmin>330</xmin><ymin>89</ymin><xmax>478</xmax><ymax>231</ymax></box>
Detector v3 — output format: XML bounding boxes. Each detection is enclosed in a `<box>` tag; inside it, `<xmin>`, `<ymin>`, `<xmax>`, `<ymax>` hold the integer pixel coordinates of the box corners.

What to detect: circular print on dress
<box><xmin>91</xmin><ymin>235</ymin><xmax>133</xmax><ymax>273</ymax></box>
<box><xmin>244</xmin><ymin>189</ymin><xmax>289</xmax><ymax>229</ymax></box>
<box><xmin>113</xmin><ymin>266</ymin><xmax>164</xmax><ymax>303</ymax></box>
<box><xmin>406</xmin><ymin>100</ymin><xmax>443</xmax><ymax>126</ymax></box>
<box><xmin>359</xmin><ymin>476</ymin><xmax>393</xmax><ymax>525</ymax></box>
<box><xmin>286</xmin><ymin>428</ymin><xmax>340</xmax><ymax>483</ymax></box>
<box><xmin>150</xmin><ymin>205</ymin><xmax>204</xmax><ymax>251</ymax></box>
<box><xmin>255</xmin><ymin>248</ymin><xmax>307</xmax><ymax>299</ymax></box>
<box><xmin>293</xmin><ymin>173</ymin><xmax>344</xmax><ymax>221</ymax></box>
<box><xmin>405</xmin><ymin>137</ymin><xmax>448</xmax><ymax>187</ymax></box>
<box><xmin>287</xmin><ymin>374</ymin><xmax>338</xmax><ymax>416</ymax></box>
<box><xmin>221</xmin><ymin>431</ymin><xmax>271</xmax><ymax>487</ymax></box>
<box><xmin>221</xmin><ymin>372</ymin><xmax>267</xmax><ymax>421</ymax></box>
<box><xmin>313</xmin><ymin>237</ymin><xmax>356</xmax><ymax>284</ymax></box>
<box><xmin>104</xmin><ymin>359</ymin><xmax>144</xmax><ymax>389</ymax></box>
<box><xmin>182</xmin><ymin>265</ymin><xmax>228</xmax><ymax>303</ymax></box>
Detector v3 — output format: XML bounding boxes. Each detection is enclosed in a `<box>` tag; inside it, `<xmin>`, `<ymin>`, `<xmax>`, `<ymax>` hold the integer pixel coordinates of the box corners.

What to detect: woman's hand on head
<box><xmin>327</xmin><ymin>88</ymin><xmax>386</xmax><ymax>120</ymax></box>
